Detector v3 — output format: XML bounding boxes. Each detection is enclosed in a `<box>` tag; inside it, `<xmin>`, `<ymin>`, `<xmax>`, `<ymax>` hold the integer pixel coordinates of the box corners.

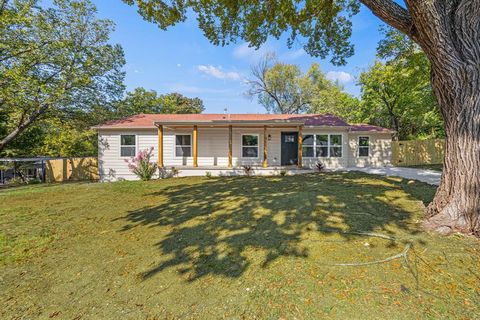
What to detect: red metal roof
<box><xmin>93</xmin><ymin>113</ymin><xmax>349</xmax><ymax>128</ymax></box>
<box><xmin>349</xmin><ymin>124</ymin><xmax>394</xmax><ymax>133</ymax></box>
<box><xmin>92</xmin><ymin>113</ymin><xmax>392</xmax><ymax>133</ymax></box>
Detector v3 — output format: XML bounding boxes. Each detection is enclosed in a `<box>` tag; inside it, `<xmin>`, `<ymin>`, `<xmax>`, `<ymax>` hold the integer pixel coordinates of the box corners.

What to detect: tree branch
<box><xmin>0</xmin><ymin>103</ymin><xmax>49</xmax><ymax>152</ymax></box>
<box><xmin>360</xmin><ymin>0</ymin><xmax>418</xmax><ymax>42</ymax></box>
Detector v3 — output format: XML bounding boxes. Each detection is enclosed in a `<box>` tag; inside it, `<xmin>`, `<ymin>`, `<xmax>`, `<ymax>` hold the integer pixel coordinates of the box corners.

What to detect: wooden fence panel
<box><xmin>45</xmin><ymin>157</ymin><xmax>98</xmax><ymax>182</ymax></box>
<box><xmin>392</xmin><ymin>139</ymin><xmax>445</xmax><ymax>166</ymax></box>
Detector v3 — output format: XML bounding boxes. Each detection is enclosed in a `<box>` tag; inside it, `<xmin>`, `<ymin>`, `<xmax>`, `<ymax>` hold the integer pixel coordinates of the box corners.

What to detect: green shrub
<box><xmin>125</xmin><ymin>147</ymin><xmax>157</xmax><ymax>181</ymax></box>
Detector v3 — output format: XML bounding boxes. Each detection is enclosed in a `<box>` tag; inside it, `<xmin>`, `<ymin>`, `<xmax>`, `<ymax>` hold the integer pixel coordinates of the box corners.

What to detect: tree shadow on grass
<box><xmin>114</xmin><ymin>172</ymin><xmax>435</xmax><ymax>281</ymax></box>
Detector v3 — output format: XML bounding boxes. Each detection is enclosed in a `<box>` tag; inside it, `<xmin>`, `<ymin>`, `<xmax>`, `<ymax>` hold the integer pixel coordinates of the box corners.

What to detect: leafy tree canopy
<box><xmin>0</xmin><ymin>0</ymin><xmax>126</xmax><ymax>153</ymax></box>
<box><xmin>246</xmin><ymin>54</ymin><xmax>359</xmax><ymax>116</ymax></box>
<box><xmin>123</xmin><ymin>0</ymin><xmax>361</xmax><ymax>65</ymax></box>
<box><xmin>115</xmin><ymin>88</ymin><xmax>205</xmax><ymax>118</ymax></box>
<box><xmin>358</xmin><ymin>27</ymin><xmax>443</xmax><ymax>140</ymax></box>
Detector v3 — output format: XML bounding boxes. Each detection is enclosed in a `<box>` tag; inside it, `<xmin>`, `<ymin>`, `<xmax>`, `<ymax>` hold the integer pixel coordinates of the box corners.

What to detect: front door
<box><xmin>281</xmin><ymin>132</ymin><xmax>299</xmax><ymax>166</ymax></box>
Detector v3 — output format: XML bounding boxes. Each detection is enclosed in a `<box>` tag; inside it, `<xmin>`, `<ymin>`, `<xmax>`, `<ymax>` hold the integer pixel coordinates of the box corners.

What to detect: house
<box><xmin>92</xmin><ymin>113</ymin><xmax>393</xmax><ymax>181</ymax></box>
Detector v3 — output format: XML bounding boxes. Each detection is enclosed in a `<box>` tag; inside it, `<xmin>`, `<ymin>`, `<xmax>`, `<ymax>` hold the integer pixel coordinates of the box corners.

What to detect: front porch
<box><xmin>155</xmin><ymin>120</ymin><xmax>307</xmax><ymax>169</ymax></box>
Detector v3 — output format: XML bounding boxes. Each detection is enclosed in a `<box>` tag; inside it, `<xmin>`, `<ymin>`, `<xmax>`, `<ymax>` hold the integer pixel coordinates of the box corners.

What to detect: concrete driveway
<box><xmin>346</xmin><ymin>166</ymin><xmax>442</xmax><ymax>185</ymax></box>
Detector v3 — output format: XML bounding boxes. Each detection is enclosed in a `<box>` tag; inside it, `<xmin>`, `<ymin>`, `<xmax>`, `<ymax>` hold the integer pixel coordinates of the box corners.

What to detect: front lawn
<box><xmin>1</xmin><ymin>172</ymin><xmax>478</xmax><ymax>319</ymax></box>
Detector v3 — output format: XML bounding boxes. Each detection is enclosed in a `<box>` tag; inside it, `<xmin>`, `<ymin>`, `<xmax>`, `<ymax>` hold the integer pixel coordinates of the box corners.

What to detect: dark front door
<box><xmin>281</xmin><ymin>132</ymin><xmax>299</xmax><ymax>166</ymax></box>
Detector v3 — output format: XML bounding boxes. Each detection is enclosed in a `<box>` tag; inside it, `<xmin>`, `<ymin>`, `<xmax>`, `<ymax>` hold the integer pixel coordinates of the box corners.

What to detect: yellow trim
<box><xmin>228</xmin><ymin>125</ymin><xmax>233</xmax><ymax>168</ymax></box>
<box><xmin>193</xmin><ymin>125</ymin><xmax>198</xmax><ymax>167</ymax></box>
<box><xmin>298</xmin><ymin>126</ymin><xmax>303</xmax><ymax>168</ymax></box>
<box><xmin>263</xmin><ymin>125</ymin><xmax>268</xmax><ymax>168</ymax></box>
<box><xmin>157</xmin><ymin>125</ymin><xmax>164</xmax><ymax>167</ymax></box>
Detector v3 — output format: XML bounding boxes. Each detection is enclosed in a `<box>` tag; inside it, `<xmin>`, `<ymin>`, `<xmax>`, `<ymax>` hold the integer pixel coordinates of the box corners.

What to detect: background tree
<box><xmin>358</xmin><ymin>27</ymin><xmax>443</xmax><ymax>141</ymax></box>
<box><xmin>358</xmin><ymin>60</ymin><xmax>442</xmax><ymax>140</ymax></box>
<box><xmin>0</xmin><ymin>0</ymin><xmax>125</xmax><ymax>153</ymax></box>
<box><xmin>246</xmin><ymin>55</ymin><xmax>358</xmax><ymax>116</ymax></box>
<box><xmin>123</xmin><ymin>0</ymin><xmax>480</xmax><ymax>234</ymax></box>
<box><xmin>246</xmin><ymin>54</ymin><xmax>315</xmax><ymax>114</ymax></box>
<box><xmin>306</xmin><ymin>64</ymin><xmax>360</xmax><ymax>122</ymax></box>
<box><xmin>157</xmin><ymin>92</ymin><xmax>204</xmax><ymax>114</ymax></box>
<box><xmin>115</xmin><ymin>88</ymin><xmax>205</xmax><ymax>117</ymax></box>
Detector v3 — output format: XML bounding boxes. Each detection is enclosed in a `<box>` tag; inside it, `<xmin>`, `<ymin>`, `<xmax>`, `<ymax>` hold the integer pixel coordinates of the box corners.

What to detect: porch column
<box><xmin>228</xmin><ymin>125</ymin><xmax>233</xmax><ymax>168</ymax></box>
<box><xmin>157</xmin><ymin>125</ymin><xmax>164</xmax><ymax>167</ymax></box>
<box><xmin>298</xmin><ymin>125</ymin><xmax>303</xmax><ymax>168</ymax></box>
<box><xmin>263</xmin><ymin>125</ymin><xmax>268</xmax><ymax>168</ymax></box>
<box><xmin>193</xmin><ymin>125</ymin><xmax>198</xmax><ymax>167</ymax></box>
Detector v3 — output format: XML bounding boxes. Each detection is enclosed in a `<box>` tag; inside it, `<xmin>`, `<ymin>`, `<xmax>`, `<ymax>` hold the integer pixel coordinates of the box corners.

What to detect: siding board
<box><xmin>98</xmin><ymin>127</ymin><xmax>392</xmax><ymax>181</ymax></box>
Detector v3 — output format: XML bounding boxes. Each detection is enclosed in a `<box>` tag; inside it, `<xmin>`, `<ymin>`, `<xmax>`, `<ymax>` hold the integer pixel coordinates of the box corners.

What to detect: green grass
<box><xmin>0</xmin><ymin>172</ymin><xmax>478</xmax><ymax>319</ymax></box>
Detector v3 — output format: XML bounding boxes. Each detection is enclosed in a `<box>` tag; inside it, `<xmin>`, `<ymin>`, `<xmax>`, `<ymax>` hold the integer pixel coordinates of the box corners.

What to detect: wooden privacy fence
<box><xmin>391</xmin><ymin>139</ymin><xmax>445</xmax><ymax>166</ymax></box>
<box><xmin>45</xmin><ymin>157</ymin><xmax>98</xmax><ymax>182</ymax></box>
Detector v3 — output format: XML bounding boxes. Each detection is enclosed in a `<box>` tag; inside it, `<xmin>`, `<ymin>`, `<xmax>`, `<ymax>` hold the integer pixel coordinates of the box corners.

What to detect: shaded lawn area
<box><xmin>1</xmin><ymin>172</ymin><xmax>479</xmax><ymax>319</ymax></box>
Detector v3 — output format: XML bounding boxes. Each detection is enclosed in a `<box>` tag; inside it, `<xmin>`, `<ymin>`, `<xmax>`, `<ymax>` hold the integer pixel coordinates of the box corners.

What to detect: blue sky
<box><xmin>92</xmin><ymin>1</ymin><xmax>386</xmax><ymax>113</ymax></box>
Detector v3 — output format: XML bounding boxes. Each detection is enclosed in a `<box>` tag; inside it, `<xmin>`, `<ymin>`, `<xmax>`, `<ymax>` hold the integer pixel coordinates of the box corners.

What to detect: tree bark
<box><xmin>0</xmin><ymin>105</ymin><xmax>48</xmax><ymax>152</ymax></box>
<box><xmin>361</xmin><ymin>0</ymin><xmax>480</xmax><ymax>235</ymax></box>
<box><xmin>425</xmin><ymin>59</ymin><xmax>480</xmax><ymax>235</ymax></box>
<box><xmin>408</xmin><ymin>0</ymin><xmax>480</xmax><ymax>235</ymax></box>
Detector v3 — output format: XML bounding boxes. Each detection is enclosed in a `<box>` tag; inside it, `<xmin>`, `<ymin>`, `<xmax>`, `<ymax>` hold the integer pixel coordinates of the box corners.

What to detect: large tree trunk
<box><xmin>413</xmin><ymin>1</ymin><xmax>480</xmax><ymax>235</ymax></box>
<box><xmin>365</xmin><ymin>0</ymin><xmax>480</xmax><ymax>235</ymax></box>
<box><xmin>425</xmin><ymin>65</ymin><xmax>480</xmax><ymax>235</ymax></box>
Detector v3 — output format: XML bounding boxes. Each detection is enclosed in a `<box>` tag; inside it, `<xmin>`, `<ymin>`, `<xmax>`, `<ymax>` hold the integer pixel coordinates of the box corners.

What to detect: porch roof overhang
<box><xmin>153</xmin><ymin>119</ymin><xmax>306</xmax><ymax>127</ymax></box>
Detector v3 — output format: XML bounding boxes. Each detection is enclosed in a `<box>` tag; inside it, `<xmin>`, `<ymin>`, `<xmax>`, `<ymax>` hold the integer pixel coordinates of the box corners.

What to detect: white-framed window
<box><xmin>175</xmin><ymin>134</ymin><xmax>192</xmax><ymax>157</ymax></box>
<box><xmin>301</xmin><ymin>134</ymin><xmax>342</xmax><ymax>158</ymax></box>
<box><xmin>316</xmin><ymin>135</ymin><xmax>329</xmax><ymax>158</ymax></box>
<box><xmin>241</xmin><ymin>134</ymin><xmax>259</xmax><ymax>158</ymax></box>
<box><xmin>302</xmin><ymin>134</ymin><xmax>315</xmax><ymax>157</ymax></box>
<box><xmin>358</xmin><ymin>136</ymin><xmax>370</xmax><ymax>157</ymax></box>
<box><xmin>120</xmin><ymin>135</ymin><xmax>136</xmax><ymax>157</ymax></box>
<box><xmin>330</xmin><ymin>134</ymin><xmax>343</xmax><ymax>158</ymax></box>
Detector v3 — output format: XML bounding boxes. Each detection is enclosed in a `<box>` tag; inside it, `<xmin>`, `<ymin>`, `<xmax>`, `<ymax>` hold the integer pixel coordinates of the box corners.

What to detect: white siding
<box><xmin>97</xmin><ymin>127</ymin><xmax>391</xmax><ymax>181</ymax></box>
<box><xmin>347</xmin><ymin>133</ymin><xmax>392</xmax><ymax>167</ymax></box>
<box><xmin>98</xmin><ymin>129</ymin><xmax>158</xmax><ymax>181</ymax></box>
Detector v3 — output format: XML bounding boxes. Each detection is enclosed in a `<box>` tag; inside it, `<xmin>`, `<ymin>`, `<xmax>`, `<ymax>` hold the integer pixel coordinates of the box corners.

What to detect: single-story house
<box><xmin>92</xmin><ymin>113</ymin><xmax>393</xmax><ymax>181</ymax></box>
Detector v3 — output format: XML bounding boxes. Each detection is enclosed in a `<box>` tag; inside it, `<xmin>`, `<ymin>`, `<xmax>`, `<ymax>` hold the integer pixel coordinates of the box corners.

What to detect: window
<box><xmin>330</xmin><ymin>135</ymin><xmax>343</xmax><ymax>158</ymax></box>
<box><xmin>242</xmin><ymin>134</ymin><xmax>259</xmax><ymax>158</ymax></box>
<box><xmin>175</xmin><ymin>134</ymin><xmax>192</xmax><ymax>157</ymax></box>
<box><xmin>358</xmin><ymin>136</ymin><xmax>370</xmax><ymax>157</ymax></box>
<box><xmin>302</xmin><ymin>134</ymin><xmax>315</xmax><ymax>157</ymax></box>
<box><xmin>120</xmin><ymin>135</ymin><xmax>136</xmax><ymax>157</ymax></box>
<box><xmin>316</xmin><ymin>135</ymin><xmax>329</xmax><ymax>158</ymax></box>
<box><xmin>301</xmin><ymin>134</ymin><xmax>341</xmax><ymax>158</ymax></box>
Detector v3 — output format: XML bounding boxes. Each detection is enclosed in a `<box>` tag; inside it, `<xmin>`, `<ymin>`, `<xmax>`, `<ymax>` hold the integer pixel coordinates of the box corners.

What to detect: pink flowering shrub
<box><xmin>124</xmin><ymin>147</ymin><xmax>157</xmax><ymax>181</ymax></box>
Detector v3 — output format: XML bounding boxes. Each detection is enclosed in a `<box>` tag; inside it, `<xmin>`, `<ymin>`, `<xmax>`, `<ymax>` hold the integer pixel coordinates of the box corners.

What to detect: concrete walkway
<box><xmin>346</xmin><ymin>167</ymin><xmax>442</xmax><ymax>185</ymax></box>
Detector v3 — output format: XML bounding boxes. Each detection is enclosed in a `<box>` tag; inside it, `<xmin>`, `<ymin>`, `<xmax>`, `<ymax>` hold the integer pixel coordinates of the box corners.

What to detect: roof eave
<box><xmin>91</xmin><ymin>125</ymin><xmax>157</xmax><ymax>130</ymax></box>
<box><xmin>152</xmin><ymin>120</ymin><xmax>306</xmax><ymax>126</ymax></box>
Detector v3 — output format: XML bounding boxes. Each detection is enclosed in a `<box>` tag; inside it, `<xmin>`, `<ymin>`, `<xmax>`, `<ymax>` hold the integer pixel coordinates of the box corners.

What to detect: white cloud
<box><xmin>326</xmin><ymin>71</ymin><xmax>355</xmax><ymax>84</ymax></box>
<box><xmin>233</xmin><ymin>43</ymin><xmax>272</xmax><ymax>61</ymax></box>
<box><xmin>197</xmin><ymin>65</ymin><xmax>241</xmax><ymax>81</ymax></box>
<box><xmin>280</xmin><ymin>49</ymin><xmax>305</xmax><ymax>60</ymax></box>
<box><xmin>176</xmin><ymin>63</ymin><xmax>182</xmax><ymax>67</ymax></box>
